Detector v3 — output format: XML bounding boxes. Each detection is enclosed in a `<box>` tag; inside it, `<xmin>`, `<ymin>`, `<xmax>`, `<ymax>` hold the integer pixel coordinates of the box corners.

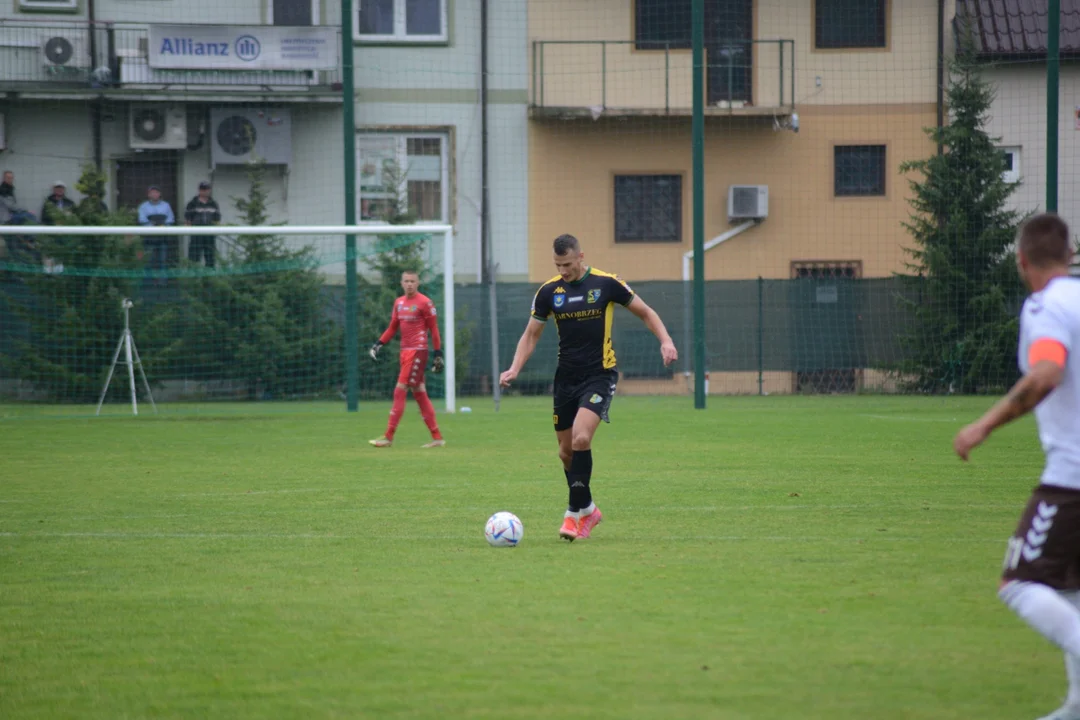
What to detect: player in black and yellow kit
<box><xmin>500</xmin><ymin>234</ymin><xmax>678</xmax><ymax>541</ymax></box>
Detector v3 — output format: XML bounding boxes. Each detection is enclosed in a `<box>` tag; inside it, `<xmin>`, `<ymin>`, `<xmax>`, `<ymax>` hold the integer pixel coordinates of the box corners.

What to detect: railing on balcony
<box><xmin>531</xmin><ymin>39</ymin><xmax>795</xmax><ymax>116</ymax></box>
<box><xmin>0</xmin><ymin>21</ymin><xmax>342</xmax><ymax>91</ymax></box>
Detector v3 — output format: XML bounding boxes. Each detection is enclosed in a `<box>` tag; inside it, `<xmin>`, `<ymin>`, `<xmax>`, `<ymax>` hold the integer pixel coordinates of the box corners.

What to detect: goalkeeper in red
<box><xmin>500</xmin><ymin>234</ymin><xmax>678</xmax><ymax>541</ymax></box>
<box><xmin>368</xmin><ymin>271</ymin><xmax>445</xmax><ymax>448</ymax></box>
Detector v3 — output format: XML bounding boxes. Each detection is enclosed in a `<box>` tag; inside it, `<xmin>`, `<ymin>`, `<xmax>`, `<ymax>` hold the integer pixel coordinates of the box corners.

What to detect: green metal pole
<box><xmin>1048</xmin><ymin>0</ymin><xmax>1060</xmax><ymax>213</ymax></box>
<box><xmin>692</xmin><ymin>0</ymin><xmax>706</xmax><ymax>409</ymax></box>
<box><xmin>342</xmin><ymin>0</ymin><xmax>359</xmax><ymax>412</ymax></box>
<box><xmin>757</xmin><ymin>276</ymin><xmax>764</xmax><ymax>396</ymax></box>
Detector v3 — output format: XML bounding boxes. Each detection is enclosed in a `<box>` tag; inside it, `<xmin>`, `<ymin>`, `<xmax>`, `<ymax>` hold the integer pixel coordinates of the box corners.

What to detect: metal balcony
<box><xmin>0</xmin><ymin>21</ymin><xmax>343</xmax><ymax>101</ymax></box>
<box><xmin>530</xmin><ymin>38</ymin><xmax>795</xmax><ymax>119</ymax></box>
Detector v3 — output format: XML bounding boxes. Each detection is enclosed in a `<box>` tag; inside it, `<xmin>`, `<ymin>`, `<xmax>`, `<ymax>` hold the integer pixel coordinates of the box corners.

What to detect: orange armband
<box><xmin>1029</xmin><ymin>338</ymin><xmax>1068</xmax><ymax>369</ymax></box>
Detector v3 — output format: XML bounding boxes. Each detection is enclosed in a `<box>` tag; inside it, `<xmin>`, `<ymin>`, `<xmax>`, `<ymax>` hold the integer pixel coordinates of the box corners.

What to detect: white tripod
<box><xmin>96</xmin><ymin>298</ymin><xmax>156</xmax><ymax>416</ymax></box>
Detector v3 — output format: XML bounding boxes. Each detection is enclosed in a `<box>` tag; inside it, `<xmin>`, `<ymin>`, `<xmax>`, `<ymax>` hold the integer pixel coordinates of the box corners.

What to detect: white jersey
<box><xmin>1018</xmin><ymin>276</ymin><xmax>1080</xmax><ymax>489</ymax></box>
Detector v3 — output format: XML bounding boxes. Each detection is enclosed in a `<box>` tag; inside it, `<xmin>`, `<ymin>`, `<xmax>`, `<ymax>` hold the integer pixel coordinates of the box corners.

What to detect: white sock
<box><xmin>580</xmin><ymin>502</ymin><xmax>596</xmax><ymax>516</ymax></box>
<box><xmin>564</xmin><ymin>509</ymin><xmax>580</xmax><ymax>519</ymax></box>
<box><xmin>1059</xmin><ymin>591</ymin><xmax>1080</xmax><ymax>707</ymax></box>
<box><xmin>1000</xmin><ymin>582</ymin><xmax>1080</xmax><ymax>658</ymax></box>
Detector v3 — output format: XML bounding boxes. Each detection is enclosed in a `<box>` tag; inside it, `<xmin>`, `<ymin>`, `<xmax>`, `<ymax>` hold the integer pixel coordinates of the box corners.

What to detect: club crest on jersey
<box><xmin>587</xmin><ymin>289</ymin><xmax>602</xmax><ymax>304</ymax></box>
<box><xmin>589</xmin><ymin>393</ymin><xmax>603</xmax><ymax>404</ymax></box>
<box><xmin>553</xmin><ymin>294</ymin><xmax>565</xmax><ymax>308</ymax></box>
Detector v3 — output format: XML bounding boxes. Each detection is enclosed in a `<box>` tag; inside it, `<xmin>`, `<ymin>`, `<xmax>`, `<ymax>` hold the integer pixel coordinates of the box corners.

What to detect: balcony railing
<box><xmin>531</xmin><ymin>39</ymin><xmax>794</xmax><ymax>117</ymax></box>
<box><xmin>0</xmin><ymin>21</ymin><xmax>342</xmax><ymax>92</ymax></box>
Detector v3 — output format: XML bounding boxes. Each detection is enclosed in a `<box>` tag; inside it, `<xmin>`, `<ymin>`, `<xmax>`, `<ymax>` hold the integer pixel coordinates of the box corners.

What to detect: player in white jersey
<box><xmin>954</xmin><ymin>213</ymin><xmax>1079</xmax><ymax>720</ymax></box>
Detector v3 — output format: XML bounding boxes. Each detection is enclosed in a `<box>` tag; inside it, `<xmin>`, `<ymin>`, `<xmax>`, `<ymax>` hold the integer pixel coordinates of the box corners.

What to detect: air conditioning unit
<box><xmin>210</xmin><ymin>108</ymin><xmax>292</xmax><ymax>167</ymax></box>
<box><xmin>129</xmin><ymin>105</ymin><xmax>188</xmax><ymax>150</ymax></box>
<box><xmin>728</xmin><ymin>185</ymin><xmax>768</xmax><ymax>221</ymax></box>
<box><xmin>41</xmin><ymin>35</ymin><xmax>91</xmax><ymax>69</ymax></box>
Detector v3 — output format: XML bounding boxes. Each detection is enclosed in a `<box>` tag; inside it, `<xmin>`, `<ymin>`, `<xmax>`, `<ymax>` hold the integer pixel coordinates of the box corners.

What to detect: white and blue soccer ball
<box><xmin>484</xmin><ymin>511</ymin><xmax>523</xmax><ymax>547</ymax></box>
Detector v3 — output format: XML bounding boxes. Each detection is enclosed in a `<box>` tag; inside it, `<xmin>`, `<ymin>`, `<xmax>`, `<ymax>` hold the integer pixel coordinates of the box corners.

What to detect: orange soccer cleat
<box><xmin>559</xmin><ymin>516</ymin><xmax>579</xmax><ymax>542</ymax></box>
<box><xmin>576</xmin><ymin>507</ymin><xmax>603</xmax><ymax>539</ymax></box>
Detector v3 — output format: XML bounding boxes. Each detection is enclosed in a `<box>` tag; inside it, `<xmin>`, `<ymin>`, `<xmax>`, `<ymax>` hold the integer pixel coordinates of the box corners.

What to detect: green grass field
<box><xmin>0</xmin><ymin>395</ymin><xmax>1068</xmax><ymax>719</ymax></box>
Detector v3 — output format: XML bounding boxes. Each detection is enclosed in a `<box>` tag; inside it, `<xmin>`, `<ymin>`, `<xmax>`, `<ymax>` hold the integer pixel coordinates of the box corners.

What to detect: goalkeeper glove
<box><xmin>369</xmin><ymin>341</ymin><xmax>383</xmax><ymax>361</ymax></box>
<box><xmin>431</xmin><ymin>349</ymin><xmax>445</xmax><ymax>374</ymax></box>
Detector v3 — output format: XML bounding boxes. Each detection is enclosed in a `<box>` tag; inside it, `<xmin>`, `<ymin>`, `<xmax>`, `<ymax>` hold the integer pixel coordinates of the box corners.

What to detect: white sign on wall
<box><xmin>149</xmin><ymin>25</ymin><xmax>337</xmax><ymax>71</ymax></box>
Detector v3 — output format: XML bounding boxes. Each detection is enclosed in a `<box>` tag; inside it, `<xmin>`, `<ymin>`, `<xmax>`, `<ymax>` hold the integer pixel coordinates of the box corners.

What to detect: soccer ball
<box><xmin>484</xmin><ymin>512</ymin><xmax>523</xmax><ymax>547</ymax></box>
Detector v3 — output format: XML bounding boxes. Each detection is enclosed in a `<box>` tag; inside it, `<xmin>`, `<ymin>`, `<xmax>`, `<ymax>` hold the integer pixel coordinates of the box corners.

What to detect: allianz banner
<box><xmin>149</xmin><ymin>25</ymin><xmax>337</xmax><ymax>71</ymax></box>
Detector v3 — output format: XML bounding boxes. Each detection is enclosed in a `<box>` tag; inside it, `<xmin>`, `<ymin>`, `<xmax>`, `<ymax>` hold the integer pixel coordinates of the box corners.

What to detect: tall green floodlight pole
<box><xmin>691</xmin><ymin>0</ymin><xmax>706</xmax><ymax>409</ymax></box>
<box><xmin>1048</xmin><ymin>0</ymin><xmax>1060</xmax><ymax>213</ymax></box>
<box><xmin>342</xmin><ymin>0</ymin><xmax>359</xmax><ymax>411</ymax></box>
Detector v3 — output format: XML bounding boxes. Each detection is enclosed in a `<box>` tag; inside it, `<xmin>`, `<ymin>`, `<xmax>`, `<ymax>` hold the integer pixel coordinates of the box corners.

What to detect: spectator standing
<box><xmin>137</xmin><ymin>185</ymin><xmax>175</xmax><ymax>284</ymax></box>
<box><xmin>184</xmin><ymin>181</ymin><xmax>221</xmax><ymax>268</ymax></box>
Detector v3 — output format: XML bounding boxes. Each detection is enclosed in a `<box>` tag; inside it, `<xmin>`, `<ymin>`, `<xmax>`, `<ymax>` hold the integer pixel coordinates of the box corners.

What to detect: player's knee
<box><xmin>570</xmin><ymin>432</ymin><xmax>592</xmax><ymax>451</ymax></box>
<box><xmin>415</xmin><ymin>384</ymin><xmax>426</xmax><ymax>394</ymax></box>
<box><xmin>558</xmin><ymin>448</ymin><xmax>572</xmax><ymax>466</ymax></box>
<box><xmin>395</xmin><ymin>382</ymin><xmax>408</xmax><ymax>390</ymax></box>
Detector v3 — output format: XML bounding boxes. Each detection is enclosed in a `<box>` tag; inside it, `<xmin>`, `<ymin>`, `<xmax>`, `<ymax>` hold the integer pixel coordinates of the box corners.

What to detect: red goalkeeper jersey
<box><xmin>378</xmin><ymin>292</ymin><xmax>442</xmax><ymax>351</ymax></box>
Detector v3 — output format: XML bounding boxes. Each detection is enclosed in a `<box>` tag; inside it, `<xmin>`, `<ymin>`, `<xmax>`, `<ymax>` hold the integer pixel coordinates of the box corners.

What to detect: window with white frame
<box><xmin>357</xmin><ymin>0</ymin><xmax>447</xmax><ymax>42</ymax></box>
<box><xmin>1000</xmin><ymin>146</ymin><xmax>1021</xmax><ymax>184</ymax></box>
<box><xmin>357</xmin><ymin>133</ymin><xmax>449</xmax><ymax>223</ymax></box>
<box><xmin>18</xmin><ymin>0</ymin><xmax>78</xmax><ymax>11</ymax></box>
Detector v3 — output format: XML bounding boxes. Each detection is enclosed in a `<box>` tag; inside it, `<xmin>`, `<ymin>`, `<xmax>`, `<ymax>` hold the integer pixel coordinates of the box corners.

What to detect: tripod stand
<box><xmin>96</xmin><ymin>298</ymin><xmax>156</xmax><ymax>416</ymax></box>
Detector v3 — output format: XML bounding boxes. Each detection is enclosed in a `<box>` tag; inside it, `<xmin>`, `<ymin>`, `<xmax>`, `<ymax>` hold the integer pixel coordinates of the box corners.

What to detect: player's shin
<box><xmin>568</xmin><ymin>449</ymin><xmax>593</xmax><ymax>512</ymax></box>
<box><xmin>414</xmin><ymin>391</ymin><xmax>442</xmax><ymax>440</ymax></box>
<box><xmin>1000</xmin><ymin>581</ymin><xmax>1080</xmax><ymax>657</ymax></box>
<box><xmin>386</xmin><ymin>387</ymin><xmax>407</xmax><ymax>440</ymax></box>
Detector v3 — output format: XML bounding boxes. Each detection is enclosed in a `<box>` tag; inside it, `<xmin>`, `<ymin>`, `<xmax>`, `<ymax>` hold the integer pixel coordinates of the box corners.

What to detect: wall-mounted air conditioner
<box><xmin>41</xmin><ymin>34</ymin><xmax>90</xmax><ymax>69</ymax></box>
<box><xmin>129</xmin><ymin>105</ymin><xmax>188</xmax><ymax>150</ymax></box>
<box><xmin>210</xmin><ymin>108</ymin><xmax>292</xmax><ymax>167</ymax></box>
<box><xmin>728</xmin><ymin>185</ymin><xmax>768</xmax><ymax>221</ymax></box>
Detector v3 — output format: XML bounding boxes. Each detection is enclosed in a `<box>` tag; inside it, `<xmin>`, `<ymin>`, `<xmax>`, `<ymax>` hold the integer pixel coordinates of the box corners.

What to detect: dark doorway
<box><xmin>274</xmin><ymin>0</ymin><xmax>313</xmax><ymax>26</ymax></box>
<box><xmin>706</xmin><ymin>0</ymin><xmax>753</xmax><ymax>105</ymax></box>
<box><xmin>116</xmin><ymin>157</ymin><xmax>179</xmax><ymax>263</ymax></box>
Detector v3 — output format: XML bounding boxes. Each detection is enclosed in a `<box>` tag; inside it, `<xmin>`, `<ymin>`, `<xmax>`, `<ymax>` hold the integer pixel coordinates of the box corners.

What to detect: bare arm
<box><xmin>626</xmin><ymin>296</ymin><xmax>678</xmax><ymax>367</ymax></box>
<box><xmin>499</xmin><ymin>319</ymin><xmax>546</xmax><ymax>387</ymax></box>
<box><xmin>954</xmin><ymin>360</ymin><xmax>1065</xmax><ymax>461</ymax></box>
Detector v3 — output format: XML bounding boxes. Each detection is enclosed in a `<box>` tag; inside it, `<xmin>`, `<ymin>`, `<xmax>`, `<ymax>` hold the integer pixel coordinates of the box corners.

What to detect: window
<box><xmin>18</xmin><ymin>0</ymin><xmax>78</xmax><ymax>11</ymax></box>
<box><xmin>357</xmin><ymin>0</ymin><xmax>447</xmax><ymax>43</ymax></box>
<box><xmin>635</xmin><ymin>0</ymin><xmax>691</xmax><ymax>50</ymax></box>
<box><xmin>834</xmin><ymin>145</ymin><xmax>886</xmax><ymax>197</ymax></box>
<box><xmin>270</xmin><ymin>0</ymin><xmax>317</xmax><ymax>26</ymax></box>
<box><xmin>1000</xmin><ymin>146</ymin><xmax>1021</xmax><ymax>184</ymax></box>
<box><xmin>357</xmin><ymin>133</ymin><xmax>449</xmax><ymax>223</ymax></box>
<box><xmin>815</xmin><ymin>0</ymin><xmax>887</xmax><ymax>49</ymax></box>
<box><xmin>614</xmin><ymin>174</ymin><xmax>682</xmax><ymax>243</ymax></box>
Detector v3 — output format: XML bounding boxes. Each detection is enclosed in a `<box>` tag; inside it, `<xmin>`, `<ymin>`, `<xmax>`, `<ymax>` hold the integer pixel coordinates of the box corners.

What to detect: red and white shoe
<box><xmin>576</xmin><ymin>507</ymin><xmax>603</xmax><ymax>539</ymax></box>
<box><xmin>558</xmin><ymin>516</ymin><xmax>579</xmax><ymax>542</ymax></box>
<box><xmin>368</xmin><ymin>437</ymin><xmax>392</xmax><ymax>448</ymax></box>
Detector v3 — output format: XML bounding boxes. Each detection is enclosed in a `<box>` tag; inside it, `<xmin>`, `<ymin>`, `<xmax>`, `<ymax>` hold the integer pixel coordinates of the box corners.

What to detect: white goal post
<box><xmin>0</xmin><ymin>223</ymin><xmax>458</xmax><ymax>413</ymax></box>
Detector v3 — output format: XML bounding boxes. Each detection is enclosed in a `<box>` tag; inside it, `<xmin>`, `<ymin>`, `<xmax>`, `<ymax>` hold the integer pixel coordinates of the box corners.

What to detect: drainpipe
<box><xmin>88</xmin><ymin>0</ymin><xmax>102</xmax><ymax>171</ymax></box>
<box><xmin>936</xmin><ymin>0</ymin><xmax>945</xmax><ymax>156</ymax></box>
<box><xmin>680</xmin><ymin>219</ymin><xmax>759</xmax><ymax>381</ymax></box>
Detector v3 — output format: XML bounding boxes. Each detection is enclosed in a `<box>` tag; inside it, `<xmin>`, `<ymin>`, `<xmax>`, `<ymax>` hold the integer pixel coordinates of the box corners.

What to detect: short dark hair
<box><xmin>1019</xmin><ymin>213</ymin><xmax>1073</xmax><ymax>268</ymax></box>
<box><xmin>401</xmin><ymin>270</ymin><xmax>420</xmax><ymax>277</ymax></box>
<box><xmin>553</xmin><ymin>234</ymin><xmax>580</xmax><ymax>255</ymax></box>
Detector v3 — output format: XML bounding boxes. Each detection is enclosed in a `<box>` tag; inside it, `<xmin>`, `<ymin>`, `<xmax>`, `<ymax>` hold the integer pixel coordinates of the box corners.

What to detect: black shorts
<box><xmin>552</xmin><ymin>369</ymin><xmax>618</xmax><ymax>431</ymax></box>
<box><xmin>1002</xmin><ymin>484</ymin><xmax>1080</xmax><ymax>590</ymax></box>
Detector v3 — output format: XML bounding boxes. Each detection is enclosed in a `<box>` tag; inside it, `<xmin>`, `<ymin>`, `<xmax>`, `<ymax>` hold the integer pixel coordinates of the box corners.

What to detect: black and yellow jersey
<box><xmin>530</xmin><ymin>267</ymin><xmax>635</xmax><ymax>374</ymax></box>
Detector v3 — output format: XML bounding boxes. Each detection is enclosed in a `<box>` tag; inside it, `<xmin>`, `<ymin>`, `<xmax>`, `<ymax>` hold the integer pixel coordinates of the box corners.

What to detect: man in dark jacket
<box><xmin>41</xmin><ymin>181</ymin><xmax>75</xmax><ymax>225</ymax></box>
<box><xmin>184</xmin><ymin>181</ymin><xmax>221</xmax><ymax>268</ymax></box>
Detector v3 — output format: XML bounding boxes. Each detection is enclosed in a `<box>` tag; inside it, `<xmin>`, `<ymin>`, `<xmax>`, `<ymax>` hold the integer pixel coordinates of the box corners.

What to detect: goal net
<box><xmin>0</xmin><ymin>214</ymin><xmax>454</xmax><ymax>414</ymax></box>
